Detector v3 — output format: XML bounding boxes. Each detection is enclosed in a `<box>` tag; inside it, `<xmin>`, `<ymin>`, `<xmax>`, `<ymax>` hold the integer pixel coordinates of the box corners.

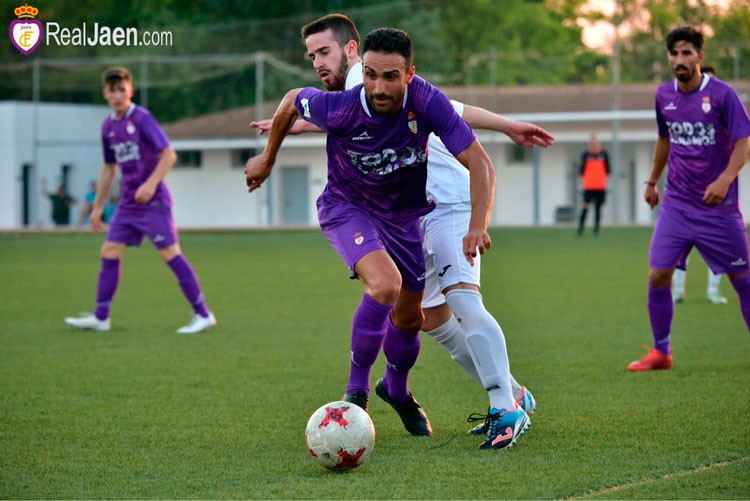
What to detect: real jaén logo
<box><xmin>10</xmin><ymin>4</ymin><xmax>42</xmax><ymax>55</ymax></box>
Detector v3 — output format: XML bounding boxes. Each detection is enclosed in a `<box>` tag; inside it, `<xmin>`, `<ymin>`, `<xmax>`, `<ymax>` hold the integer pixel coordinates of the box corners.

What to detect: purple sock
<box><xmin>648</xmin><ymin>284</ymin><xmax>673</xmax><ymax>355</ymax></box>
<box><xmin>382</xmin><ymin>320</ymin><xmax>421</xmax><ymax>403</ymax></box>
<box><xmin>168</xmin><ymin>255</ymin><xmax>209</xmax><ymax>317</ymax></box>
<box><xmin>730</xmin><ymin>274</ymin><xmax>750</xmax><ymax>332</ymax></box>
<box><xmin>346</xmin><ymin>294</ymin><xmax>392</xmax><ymax>394</ymax></box>
<box><xmin>94</xmin><ymin>258</ymin><xmax>120</xmax><ymax>321</ymax></box>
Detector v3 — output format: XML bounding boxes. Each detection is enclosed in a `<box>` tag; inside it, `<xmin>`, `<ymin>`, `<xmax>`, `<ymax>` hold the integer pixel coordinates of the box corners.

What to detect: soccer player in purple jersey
<box><xmin>245</xmin><ymin>28</ymin><xmax>501</xmax><ymax>438</ymax></box>
<box><xmin>251</xmin><ymin>14</ymin><xmax>551</xmax><ymax>449</ymax></box>
<box><xmin>628</xmin><ymin>27</ymin><xmax>750</xmax><ymax>371</ymax></box>
<box><xmin>65</xmin><ymin>67</ymin><xmax>216</xmax><ymax>335</ymax></box>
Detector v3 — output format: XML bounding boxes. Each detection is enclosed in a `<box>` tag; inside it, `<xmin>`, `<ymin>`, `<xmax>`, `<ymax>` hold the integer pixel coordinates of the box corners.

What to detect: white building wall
<box><xmin>0</xmin><ymin>102</ymin><xmax>109</xmax><ymax>229</ymax></box>
<box><xmin>4</xmin><ymin>103</ymin><xmax>750</xmax><ymax>230</ymax></box>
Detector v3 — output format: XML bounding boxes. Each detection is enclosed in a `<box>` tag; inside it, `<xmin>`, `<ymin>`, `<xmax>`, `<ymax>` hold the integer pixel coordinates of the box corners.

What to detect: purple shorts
<box><xmin>106</xmin><ymin>206</ymin><xmax>178</xmax><ymax>249</ymax></box>
<box><xmin>650</xmin><ymin>203</ymin><xmax>749</xmax><ymax>275</ymax></box>
<box><xmin>318</xmin><ymin>198</ymin><xmax>426</xmax><ymax>292</ymax></box>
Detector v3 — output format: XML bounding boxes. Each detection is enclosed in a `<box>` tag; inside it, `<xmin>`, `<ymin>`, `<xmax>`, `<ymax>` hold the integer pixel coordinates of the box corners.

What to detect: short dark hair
<box><xmin>363</xmin><ymin>28</ymin><xmax>412</xmax><ymax>67</ymax></box>
<box><xmin>301</xmin><ymin>14</ymin><xmax>359</xmax><ymax>47</ymax></box>
<box><xmin>702</xmin><ymin>65</ymin><xmax>716</xmax><ymax>76</ymax></box>
<box><xmin>102</xmin><ymin>67</ymin><xmax>132</xmax><ymax>88</ymax></box>
<box><xmin>666</xmin><ymin>26</ymin><xmax>704</xmax><ymax>52</ymax></box>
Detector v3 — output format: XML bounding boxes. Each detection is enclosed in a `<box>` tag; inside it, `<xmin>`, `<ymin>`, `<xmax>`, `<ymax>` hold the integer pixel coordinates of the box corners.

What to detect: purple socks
<box><xmin>730</xmin><ymin>274</ymin><xmax>750</xmax><ymax>332</ymax></box>
<box><xmin>346</xmin><ymin>294</ymin><xmax>392</xmax><ymax>394</ymax></box>
<box><xmin>648</xmin><ymin>284</ymin><xmax>673</xmax><ymax>355</ymax></box>
<box><xmin>95</xmin><ymin>257</ymin><xmax>120</xmax><ymax>321</ymax></box>
<box><xmin>382</xmin><ymin>321</ymin><xmax>421</xmax><ymax>403</ymax></box>
<box><xmin>168</xmin><ymin>255</ymin><xmax>209</xmax><ymax>317</ymax></box>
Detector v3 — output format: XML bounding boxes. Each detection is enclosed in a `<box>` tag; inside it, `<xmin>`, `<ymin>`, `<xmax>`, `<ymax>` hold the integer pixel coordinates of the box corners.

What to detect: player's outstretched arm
<box><xmin>250</xmin><ymin>118</ymin><xmax>323</xmax><ymax>136</ymax></box>
<box><xmin>245</xmin><ymin>89</ymin><xmax>303</xmax><ymax>193</ymax></box>
<box><xmin>462</xmin><ymin>104</ymin><xmax>554</xmax><ymax>148</ymax></box>
<box><xmin>455</xmin><ymin>139</ymin><xmax>496</xmax><ymax>266</ymax></box>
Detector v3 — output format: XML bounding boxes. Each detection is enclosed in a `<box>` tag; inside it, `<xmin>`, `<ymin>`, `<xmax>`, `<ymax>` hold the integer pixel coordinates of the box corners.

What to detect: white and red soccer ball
<box><xmin>305</xmin><ymin>401</ymin><xmax>375</xmax><ymax>471</ymax></box>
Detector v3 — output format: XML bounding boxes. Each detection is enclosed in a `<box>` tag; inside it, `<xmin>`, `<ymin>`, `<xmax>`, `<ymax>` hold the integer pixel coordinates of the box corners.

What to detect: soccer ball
<box><xmin>305</xmin><ymin>401</ymin><xmax>375</xmax><ymax>471</ymax></box>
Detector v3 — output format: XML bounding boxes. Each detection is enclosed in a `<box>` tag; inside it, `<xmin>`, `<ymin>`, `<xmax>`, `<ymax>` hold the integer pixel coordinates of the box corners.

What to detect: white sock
<box><xmin>672</xmin><ymin>268</ymin><xmax>686</xmax><ymax>296</ymax></box>
<box><xmin>446</xmin><ymin>289</ymin><xmax>515</xmax><ymax>411</ymax></box>
<box><xmin>509</xmin><ymin>374</ymin><xmax>523</xmax><ymax>400</ymax></box>
<box><xmin>707</xmin><ymin>269</ymin><xmax>722</xmax><ymax>296</ymax></box>
<box><xmin>425</xmin><ymin>315</ymin><xmax>482</xmax><ymax>385</ymax></box>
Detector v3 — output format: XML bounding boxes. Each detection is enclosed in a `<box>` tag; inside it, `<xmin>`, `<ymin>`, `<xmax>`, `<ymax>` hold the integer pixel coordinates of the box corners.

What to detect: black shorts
<box><xmin>583</xmin><ymin>190</ymin><xmax>606</xmax><ymax>205</ymax></box>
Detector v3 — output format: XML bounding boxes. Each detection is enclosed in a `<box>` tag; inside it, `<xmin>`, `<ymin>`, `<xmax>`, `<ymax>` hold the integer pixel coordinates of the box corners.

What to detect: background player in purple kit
<box><xmin>628</xmin><ymin>27</ymin><xmax>750</xmax><ymax>371</ymax></box>
<box><xmin>246</xmin><ymin>28</ymin><xmax>529</xmax><ymax>447</ymax></box>
<box><xmin>65</xmin><ymin>67</ymin><xmax>216</xmax><ymax>335</ymax></box>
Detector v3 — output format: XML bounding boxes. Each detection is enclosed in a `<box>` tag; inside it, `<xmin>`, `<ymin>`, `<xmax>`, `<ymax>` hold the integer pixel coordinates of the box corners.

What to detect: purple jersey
<box><xmin>101</xmin><ymin>104</ymin><xmax>172</xmax><ymax>210</ymax></box>
<box><xmin>295</xmin><ymin>76</ymin><xmax>476</xmax><ymax>222</ymax></box>
<box><xmin>655</xmin><ymin>74</ymin><xmax>750</xmax><ymax>213</ymax></box>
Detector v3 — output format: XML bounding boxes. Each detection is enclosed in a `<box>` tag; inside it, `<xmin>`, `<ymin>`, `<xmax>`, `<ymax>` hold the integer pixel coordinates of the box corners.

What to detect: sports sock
<box><xmin>577</xmin><ymin>208</ymin><xmax>588</xmax><ymax>235</ymax></box>
<box><xmin>347</xmin><ymin>294</ymin><xmax>392</xmax><ymax>394</ymax></box>
<box><xmin>168</xmin><ymin>254</ymin><xmax>210</xmax><ymax>317</ymax></box>
<box><xmin>648</xmin><ymin>284</ymin><xmax>673</xmax><ymax>355</ymax></box>
<box><xmin>446</xmin><ymin>289</ymin><xmax>515</xmax><ymax>411</ymax></box>
<box><xmin>593</xmin><ymin>203</ymin><xmax>601</xmax><ymax>235</ymax></box>
<box><xmin>382</xmin><ymin>320</ymin><xmax>420</xmax><ymax>403</ymax></box>
<box><xmin>707</xmin><ymin>269</ymin><xmax>722</xmax><ymax>296</ymax></box>
<box><xmin>509</xmin><ymin>374</ymin><xmax>523</xmax><ymax>401</ymax></box>
<box><xmin>729</xmin><ymin>274</ymin><xmax>750</xmax><ymax>331</ymax></box>
<box><xmin>424</xmin><ymin>314</ymin><xmax>481</xmax><ymax>385</ymax></box>
<box><xmin>672</xmin><ymin>268</ymin><xmax>686</xmax><ymax>297</ymax></box>
<box><xmin>95</xmin><ymin>257</ymin><xmax>120</xmax><ymax>321</ymax></box>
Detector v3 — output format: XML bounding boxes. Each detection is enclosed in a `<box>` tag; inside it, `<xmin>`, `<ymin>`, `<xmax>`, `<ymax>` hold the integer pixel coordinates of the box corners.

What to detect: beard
<box><xmin>673</xmin><ymin>65</ymin><xmax>694</xmax><ymax>83</ymax></box>
<box><xmin>323</xmin><ymin>53</ymin><xmax>350</xmax><ymax>91</ymax></box>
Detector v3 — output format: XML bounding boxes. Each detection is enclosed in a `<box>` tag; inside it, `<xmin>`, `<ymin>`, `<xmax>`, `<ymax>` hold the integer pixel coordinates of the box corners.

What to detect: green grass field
<box><xmin>1</xmin><ymin>227</ymin><xmax>749</xmax><ymax>499</ymax></box>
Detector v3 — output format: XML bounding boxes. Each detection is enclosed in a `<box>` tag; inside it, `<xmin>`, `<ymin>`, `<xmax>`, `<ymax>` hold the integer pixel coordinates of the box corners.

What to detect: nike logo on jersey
<box><xmin>438</xmin><ymin>265</ymin><xmax>451</xmax><ymax>277</ymax></box>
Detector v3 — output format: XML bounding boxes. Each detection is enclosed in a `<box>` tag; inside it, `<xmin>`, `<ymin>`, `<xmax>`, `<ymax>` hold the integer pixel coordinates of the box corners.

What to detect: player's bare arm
<box><xmin>645</xmin><ymin>136</ymin><xmax>670</xmax><ymax>209</ymax></box>
<box><xmin>455</xmin><ymin>139</ymin><xmax>495</xmax><ymax>266</ymax></box>
<box><xmin>462</xmin><ymin>104</ymin><xmax>554</xmax><ymax>148</ymax></box>
<box><xmin>90</xmin><ymin>162</ymin><xmax>117</xmax><ymax>232</ymax></box>
<box><xmin>245</xmin><ymin>88</ymin><xmax>302</xmax><ymax>192</ymax></box>
<box><xmin>703</xmin><ymin>137</ymin><xmax>750</xmax><ymax>204</ymax></box>
<box><xmin>135</xmin><ymin>146</ymin><xmax>176</xmax><ymax>204</ymax></box>
<box><xmin>250</xmin><ymin>118</ymin><xmax>323</xmax><ymax>136</ymax></box>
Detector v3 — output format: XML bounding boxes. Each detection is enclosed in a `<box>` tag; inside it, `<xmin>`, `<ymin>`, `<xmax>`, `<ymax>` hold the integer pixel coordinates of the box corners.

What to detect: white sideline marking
<box><xmin>570</xmin><ymin>455</ymin><xmax>750</xmax><ymax>500</ymax></box>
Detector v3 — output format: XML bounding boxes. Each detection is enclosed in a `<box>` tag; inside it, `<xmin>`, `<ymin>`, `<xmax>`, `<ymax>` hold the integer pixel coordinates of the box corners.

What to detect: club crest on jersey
<box><xmin>126</xmin><ymin>121</ymin><xmax>136</xmax><ymax>135</ymax></box>
<box><xmin>10</xmin><ymin>4</ymin><xmax>43</xmax><ymax>55</ymax></box>
<box><xmin>353</xmin><ymin>232</ymin><xmax>364</xmax><ymax>245</ymax></box>
<box><xmin>702</xmin><ymin>96</ymin><xmax>711</xmax><ymax>114</ymax></box>
<box><xmin>408</xmin><ymin>120</ymin><xmax>417</xmax><ymax>135</ymax></box>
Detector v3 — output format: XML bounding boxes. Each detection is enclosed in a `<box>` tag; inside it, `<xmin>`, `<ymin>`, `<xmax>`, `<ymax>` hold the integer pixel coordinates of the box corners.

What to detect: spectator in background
<box><xmin>41</xmin><ymin>177</ymin><xmax>76</xmax><ymax>226</ymax></box>
<box><xmin>577</xmin><ymin>133</ymin><xmax>610</xmax><ymax>237</ymax></box>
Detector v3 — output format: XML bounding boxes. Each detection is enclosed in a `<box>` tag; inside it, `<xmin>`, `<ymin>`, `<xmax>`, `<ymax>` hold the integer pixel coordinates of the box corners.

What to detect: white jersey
<box><xmin>345</xmin><ymin>62</ymin><xmax>471</xmax><ymax>205</ymax></box>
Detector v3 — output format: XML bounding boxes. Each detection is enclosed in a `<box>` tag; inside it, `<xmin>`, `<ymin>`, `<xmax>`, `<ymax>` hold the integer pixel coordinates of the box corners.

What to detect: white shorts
<box><xmin>421</xmin><ymin>202</ymin><xmax>481</xmax><ymax>308</ymax></box>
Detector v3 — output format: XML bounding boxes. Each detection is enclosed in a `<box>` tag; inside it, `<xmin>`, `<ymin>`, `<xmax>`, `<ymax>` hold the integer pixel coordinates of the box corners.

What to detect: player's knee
<box><xmin>393</xmin><ymin>309</ymin><xmax>424</xmax><ymax>331</ymax></box>
<box><xmin>366</xmin><ymin>276</ymin><xmax>401</xmax><ymax>305</ymax></box>
<box><xmin>100</xmin><ymin>242</ymin><xmax>122</xmax><ymax>259</ymax></box>
<box><xmin>649</xmin><ymin>268</ymin><xmax>672</xmax><ymax>288</ymax></box>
